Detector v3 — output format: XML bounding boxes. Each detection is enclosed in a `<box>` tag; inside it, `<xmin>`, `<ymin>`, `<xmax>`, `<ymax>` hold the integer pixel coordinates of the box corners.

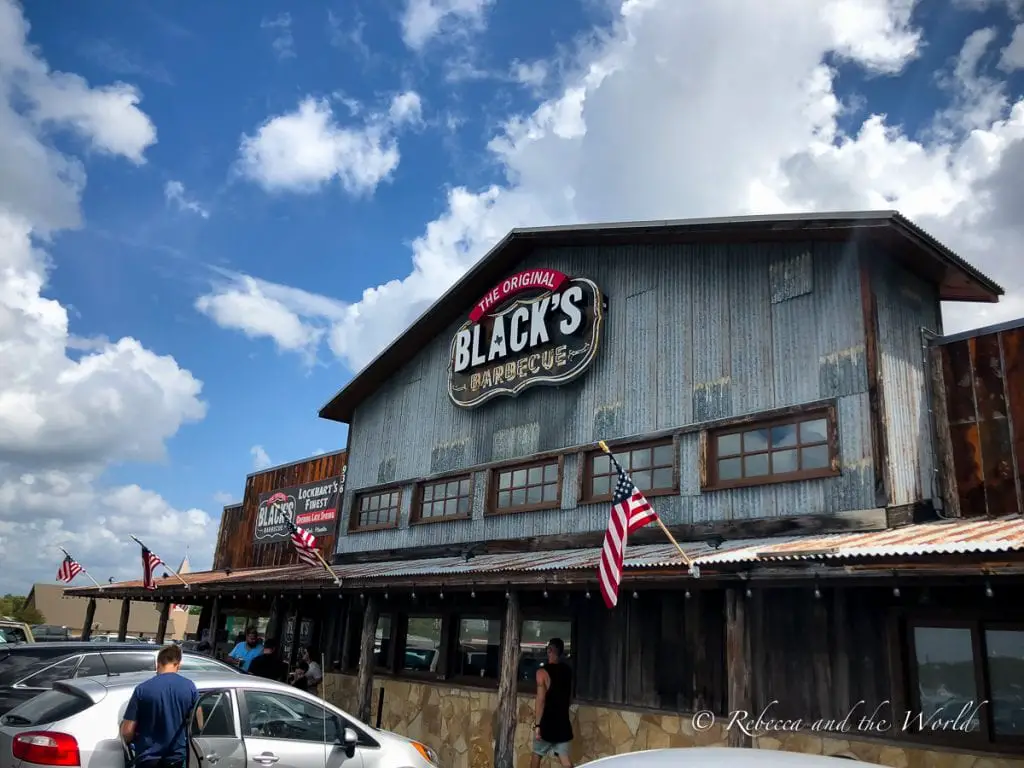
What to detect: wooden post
<box><xmin>81</xmin><ymin>599</ymin><xmax>97</xmax><ymax>641</ymax></box>
<box><xmin>356</xmin><ymin>596</ymin><xmax>380</xmax><ymax>724</ymax></box>
<box><xmin>494</xmin><ymin>590</ymin><xmax>522</xmax><ymax>768</ymax></box>
<box><xmin>340</xmin><ymin>599</ymin><xmax>356</xmax><ymax>671</ymax></box>
<box><xmin>725</xmin><ymin>587</ymin><xmax>752</xmax><ymax>748</ymax></box>
<box><xmin>929</xmin><ymin>345</ymin><xmax>961</xmax><ymax>517</ymax></box>
<box><xmin>209</xmin><ymin>597</ymin><xmax>221</xmax><ymax>657</ymax></box>
<box><xmin>156</xmin><ymin>602</ymin><xmax>171</xmax><ymax>644</ymax></box>
<box><xmin>117</xmin><ymin>598</ymin><xmax>131</xmax><ymax>642</ymax></box>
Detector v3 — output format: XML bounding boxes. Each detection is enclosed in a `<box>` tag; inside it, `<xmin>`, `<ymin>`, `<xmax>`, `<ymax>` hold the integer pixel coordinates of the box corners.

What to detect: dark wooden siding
<box><xmin>937</xmin><ymin>324</ymin><xmax>1024</xmax><ymax>518</ymax></box>
<box><xmin>212</xmin><ymin>451</ymin><xmax>347</xmax><ymax>570</ymax></box>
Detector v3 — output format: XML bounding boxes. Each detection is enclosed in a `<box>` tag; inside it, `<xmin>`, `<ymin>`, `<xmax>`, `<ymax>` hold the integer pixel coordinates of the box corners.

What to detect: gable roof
<box><xmin>318</xmin><ymin>210</ymin><xmax>1004</xmax><ymax>424</ymax></box>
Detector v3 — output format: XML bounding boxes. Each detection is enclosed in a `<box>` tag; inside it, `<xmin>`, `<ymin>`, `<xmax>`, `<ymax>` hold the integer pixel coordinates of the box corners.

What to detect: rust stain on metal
<box><xmin>1002</xmin><ymin>328</ymin><xmax>1024</xmax><ymax>517</ymax></box>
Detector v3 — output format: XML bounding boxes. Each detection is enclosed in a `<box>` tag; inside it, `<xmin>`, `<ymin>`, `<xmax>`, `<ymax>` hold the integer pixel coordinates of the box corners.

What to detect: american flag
<box><xmin>57</xmin><ymin>554</ymin><xmax>83</xmax><ymax>584</ymax></box>
<box><xmin>141</xmin><ymin>547</ymin><xmax>165</xmax><ymax>590</ymax></box>
<box><xmin>597</xmin><ymin>451</ymin><xmax>659</xmax><ymax>609</ymax></box>
<box><xmin>286</xmin><ymin>517</ymin><xmax>321</xmax><ymax>567</ymax></box>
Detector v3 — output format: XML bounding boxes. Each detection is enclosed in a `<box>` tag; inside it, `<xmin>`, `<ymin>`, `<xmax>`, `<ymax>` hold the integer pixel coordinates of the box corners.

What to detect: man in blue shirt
<box><xmin>120</xmin><ymin>645</ymin><xmax>200</xmax><ymax>768</ymax></box>
<box><xmin>228</xmin><ymin>627</ymin><xmax>263</xmax><ymax>671</ymax></box>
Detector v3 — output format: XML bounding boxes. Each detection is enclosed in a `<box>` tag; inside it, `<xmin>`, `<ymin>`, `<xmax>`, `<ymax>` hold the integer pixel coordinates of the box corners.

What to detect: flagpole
<box><xmin>312</xmin><ymin>547</ymin><xmax>341</xmax><ymax>586</ymax></box>
<box><xmin>130</xmin><ymin>535</ymin><xmax>191</xmax><ymax>589</ymax></box>
<box><xmin>59</xmin><ymin>547</ymin><xmax>104</xmax><ymax>590</ymax></box>
<box><xmin>597</xmin><ymin>440</ymin><xmax>695</xmax><ymax>569</ymax></box>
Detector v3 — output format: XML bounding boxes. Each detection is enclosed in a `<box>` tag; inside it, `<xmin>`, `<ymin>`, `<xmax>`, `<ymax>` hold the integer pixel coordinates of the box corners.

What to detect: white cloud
<box><xmin>203</xmin><ymin>0</ymin><xmax>1024</xmax><ymax>374</ymax></box>
<box><xmin>511</xmin><ymin>60</ymin><xmax>549</xmax><ymax>89</ymax></box>
<box><xmin>212</xmin><ymin>490</ymin><xmax>238</xmax><ymax>506</ymax></box>
<box><xmin>164</xmin><ymin>180</ymin><xmax>209</xmax><ymax>218</ymax></box>
<box><xmin>251</xmin><ymin>445</ymin><xmax>272</xmax><ymax>471</ymax></box>
<box><xmin>0</xmin><ymin>0</ymin><xmax>210</xmax><ymax>593</ymax></box>
<box><xmin>261</xmin><ymin>13</ymin><xmax>295</xmax><ymax>60</ymax></box>
<box><xmin>399</xmin><ymin>0</ymin><xmax>494</xmax><ymax>50</ymax></box>
<box><xmin>237</xmin><ymin>92</ymin><xmax>422</xmax><ymax>195</ymax></box>
<box><xmin>1001</xmin><ymin>24</ymin><xmax>1024</xmax><ymax>70</ymax></box>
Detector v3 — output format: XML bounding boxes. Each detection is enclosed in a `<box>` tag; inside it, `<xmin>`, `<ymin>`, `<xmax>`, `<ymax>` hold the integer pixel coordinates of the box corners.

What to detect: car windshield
<box><xmin>0</xmin><ymin>689</ymin><xmax>93</xmax><ymax>727</ymax></box>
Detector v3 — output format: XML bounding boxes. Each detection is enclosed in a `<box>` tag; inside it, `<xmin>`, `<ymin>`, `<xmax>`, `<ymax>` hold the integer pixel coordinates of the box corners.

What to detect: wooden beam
<box><xmin>494</xmin><ymin>590</ymin><xmax>522</xmax><ymax>768</ymax></box>
<box><xmin>117</xmin><ymin>598</ymin><xmax>131</xmax><ymax>642</ymax></box>
<box><xmin>210</xmin><ymin>597</ymin><xmax>221</xmax><ymax>656</ymax></box>
<box><xmin>725</xmin><ymin>588</ymin><xmax>751</xmax><ymax>748</ymax></box>
<box><xmin>156</xmin><ymin>602</ymin><xmax>171</xmax><ymax>644</ymax></box>
<box><xmin>859</xmin><ymin>251</ymin><xmax>891</xmax><ymax>507</ymax></box>
<box><xmin>81</xmin><ymin>599</ymin><xmax>96</xmax><ymax>641</ymax></box>
<box><xmin>356</xmin><ymin>595</ymin><xmax>380</xmax><ymax>724</ymax></box>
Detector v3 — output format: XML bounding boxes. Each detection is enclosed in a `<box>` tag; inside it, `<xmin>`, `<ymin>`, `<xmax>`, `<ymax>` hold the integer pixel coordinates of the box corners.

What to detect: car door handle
<box><xmin>251</xmin><ymin>753</ymin><xmax>279</xmax><ymax>764</ymax></box>
<box><xmin>205</xmin><ymin>753</ymin><xmax>220</xmax><ymax>764</ymax></box>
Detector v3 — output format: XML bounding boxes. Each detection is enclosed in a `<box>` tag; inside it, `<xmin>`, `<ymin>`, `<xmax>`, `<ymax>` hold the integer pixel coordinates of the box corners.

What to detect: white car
<box><xmin>581</xmin><ymin>748</ymin><xmax>873</xmax><ymax>767</ymax></box>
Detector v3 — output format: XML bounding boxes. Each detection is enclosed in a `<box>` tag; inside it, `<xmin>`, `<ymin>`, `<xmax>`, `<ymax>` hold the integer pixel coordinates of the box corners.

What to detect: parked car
<box><xmin>0</xmin><ymin>669</ymin><xmax>440</xmax><ymax>768</ymax></box>
<box><xmin>0</xmin><ymin>623</ymin><xmax>32</xmax><ymax>646</ymax></box>
<box><xmin>0</xmin><ymin>642</ymin><xmax>238</xmax><ymax>715</ymax></box>
<box><xmin>580</xmin><ymin>748</ymin><xmax>872</xmax><ymax>767</ymax></box>
<box><xmin>29</xmin><ymin>626</ymin><xmax>70</xmax><ymax>643</ymax></box>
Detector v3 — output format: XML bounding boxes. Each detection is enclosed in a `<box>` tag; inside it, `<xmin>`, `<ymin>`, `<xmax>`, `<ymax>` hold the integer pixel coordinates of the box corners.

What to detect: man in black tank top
<box><xmin>531</xmin><ymin>637</ymin><xmax>574</xmax><ymax>767</ymax></box>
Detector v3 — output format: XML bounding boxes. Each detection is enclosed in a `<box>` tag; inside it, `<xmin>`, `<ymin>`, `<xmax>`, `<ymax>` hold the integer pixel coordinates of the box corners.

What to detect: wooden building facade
<box><xmin>69</xmin><ymin>213</ymin><xmax>1024</xmax><ymax>768</ymax></box>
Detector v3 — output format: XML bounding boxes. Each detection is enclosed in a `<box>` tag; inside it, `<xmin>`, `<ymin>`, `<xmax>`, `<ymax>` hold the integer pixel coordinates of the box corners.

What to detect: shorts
<box><xmin>533</xmin><ymin>738</ymin><xmax>571</xmax><ymax>757</ymax></box>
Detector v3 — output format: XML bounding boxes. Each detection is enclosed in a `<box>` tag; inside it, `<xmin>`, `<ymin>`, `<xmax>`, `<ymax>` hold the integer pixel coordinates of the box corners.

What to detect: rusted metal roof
<box><xmin>65</xmin><ymin>518</ymin><xmax>1024</xmax><ymax>597</ymax></box>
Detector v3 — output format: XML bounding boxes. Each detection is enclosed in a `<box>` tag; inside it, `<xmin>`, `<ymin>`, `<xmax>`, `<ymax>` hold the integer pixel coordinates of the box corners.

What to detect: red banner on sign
<box><xmin>468</xmin><ymin>268</ymin><xmax>568</xmax><ymax>324</ymax></box>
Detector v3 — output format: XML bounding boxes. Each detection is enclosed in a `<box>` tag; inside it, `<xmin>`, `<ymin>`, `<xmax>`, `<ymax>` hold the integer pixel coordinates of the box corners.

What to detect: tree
<box><xmin>0</xmin><ymin>594</ymin><xmax>45</xmax><ymax>625</ymax></box>
<box><xmin>189</xmin><ymin>606</ymin><xmax>202</xmax><ymax>615</ymax></box>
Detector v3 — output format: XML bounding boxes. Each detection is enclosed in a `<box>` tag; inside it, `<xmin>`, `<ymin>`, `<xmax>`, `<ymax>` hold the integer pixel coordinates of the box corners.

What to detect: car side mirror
<box><xmin>341</xmin><ymin>728</ymin><xmax>358</xmax><ymax>758</ymax></box>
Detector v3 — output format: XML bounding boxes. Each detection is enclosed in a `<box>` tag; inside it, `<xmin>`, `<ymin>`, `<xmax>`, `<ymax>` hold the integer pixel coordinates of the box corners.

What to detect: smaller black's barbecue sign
<box><xmin>448</xmin><ymin>268</ymin><xmax>605</xmax><ymax>408</ymax></box>
<box><xmin>253</xmin><ymin>472</ymin><xmax>345</xmax><ymax>542</ymax></box>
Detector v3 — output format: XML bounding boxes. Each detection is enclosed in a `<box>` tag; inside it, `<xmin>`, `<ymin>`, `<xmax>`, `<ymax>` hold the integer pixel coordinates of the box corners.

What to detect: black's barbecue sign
<box><xmin>448</xmin><ymin>268</ymin><xmax>605</xmax><ymax>408</ymax></box>
<box><xmin>253</xmin><ymin>472</ymin><xmax>344</xmax><ymax>542</ymax></box>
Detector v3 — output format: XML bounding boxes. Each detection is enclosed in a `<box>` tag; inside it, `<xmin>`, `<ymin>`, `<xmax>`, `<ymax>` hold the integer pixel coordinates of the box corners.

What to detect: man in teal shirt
<box><xmin>228</xmin><ymin>627</ymin><xmax>263</xmax><ymax>671</ymax></box>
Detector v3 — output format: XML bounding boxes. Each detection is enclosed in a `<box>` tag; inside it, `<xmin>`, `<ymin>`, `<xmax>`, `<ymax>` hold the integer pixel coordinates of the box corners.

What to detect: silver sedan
<box><xmin>0</xmin><ymin>670</ymin><xmax>440</xmax><ymax>768</ymax></box>
<box><xmin>580</xmin><ymin>748</ymin><xmax>874</xmax><ymax>767</ymax></box>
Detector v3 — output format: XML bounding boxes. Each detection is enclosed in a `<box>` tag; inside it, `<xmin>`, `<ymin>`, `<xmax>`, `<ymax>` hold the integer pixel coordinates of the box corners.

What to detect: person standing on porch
<box><xmin>531</xmin><ymin>638</ymin><xmax>574</xmax><ymax>767</ymax></box>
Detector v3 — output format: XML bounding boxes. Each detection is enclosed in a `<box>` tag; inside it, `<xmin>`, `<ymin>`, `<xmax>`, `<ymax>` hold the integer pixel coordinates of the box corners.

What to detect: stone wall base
<box><xmin>322</xmin><ymin>674</ymin><xmax>1024</xmax><ymax>768</ymax></box>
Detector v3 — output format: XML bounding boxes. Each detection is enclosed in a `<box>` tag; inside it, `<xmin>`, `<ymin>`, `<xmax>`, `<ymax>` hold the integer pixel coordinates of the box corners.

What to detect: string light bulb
<box><xmin>632</xmin><ymin>591</ymin><xmax>638</xmax><ymax>600</ymax></box>
<box><xmin>685</xmin><ymin>589</ymin><xmax>691</xmax><ymax>600</ymax></box>
<box><xmin>985</xmin><ymin>580</ymin><xmax>994</xmax><ymax>598</ymax></box>
<box><xmin>585</xmin><ymin>589</ymin><xmax>591</xmax><ymax>599</ymax></box>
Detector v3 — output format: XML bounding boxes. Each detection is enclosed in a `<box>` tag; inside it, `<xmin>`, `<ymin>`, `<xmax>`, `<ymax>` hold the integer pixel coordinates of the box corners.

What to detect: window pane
<box><xmin>100</xmin><ymin>653</ymin><xmax>156</xmax><ymax>676</ymax></box>
<box><xmin>543</xmin><ymin>483</ymin><xmax>558</xmax><ymax>502</ymax></box>
<box><xmin>593</xmin><ymin>454</ymin><xmax>610</xmax><ymax>475</ymax></box>
<box><xmin>770</xmin><ymin>424</ymin><xmax>797</xmax><ymax>448</ymax></box>
<box><xmin>592</xmin><ymin>476</ymin><xmax>610</xmax><ymax>497</ymax></box>
<box><xmin>801</xmin><ymin>445</ymin><xmax>829</xmax><ymax>470</ymax></box>
<box><xmin>544</xmin><ymin>463</ymin><xmax>558</xmax><ymax>482</ymax></box>
<box><xmin>743</xmin><ymin>429</ymin><xmax>769</xmax><ymax>452</ymax></box>
<box><xmin>460</xmin><ymin>478</ymin><xmax>471</xmax><ymax>496</ymax></box>
<box><xmin>718</xmin><ymin>457</ymin><xmax>742</xmax><ymax>481</ymax></box>
<box><xmin>519</xmin><ymin>620</ymin><xmax>573</xmax><ymax>682</ymax></box>
<box><xmin>652</xmin><ymin>467</ymin><xmax>673</xmax><ymax>490</ymax></box>
<box><xmin>375</xmin><ymin>616</ymin><xmax>392</xmax><ymax>668</ymax></box>
<box><xmin>527</xmin><ymin>486</ymin><xmax>542</xmax><ymax>504</ymax></box>
<box><xmin>457</xmin><ymin>619</ymin><xmax>500</xmax><ymax>679</ymax></box>
<box><xmin>444</xmin><ymin>498</ymin><xmax>458</xmax><ymax>516</ymax></box>
<box><xmin>75</xmin><ymin>655</ymin><xmax>108</xmax><ymax>678</ymax></box>
<box><xmin>717</xmin><ymin>433</ymin><xmax>741</xmax><ymax>457</ymax></box>
<box><xmin>22</xmin><ymin>657</ymin><xmax>81</xmax><ymax>688</ymax></box>
<box><xmin>403</xmin><ymin>617</ymin><xmax>443</xmax><ymax>673</ymax></box>
<box><xmin>632</xmin><ymin>450</ymin><xmax>651</xmax><ymax>470</ymax></box>
<box><xmin>512</xmin><ymin>488</ymin><xmax>527</xmax><ymax>506</ymax></box>
<box><xmin>528</xmin><ymin>466</ymin><xmax>543</xmax><ymax>485</ymax></box>
<box><xmin>912</xmin><ymin>626</ymin><xmax>980</xmax><ymax>732</ymax></box>
<box><xmin>194</xmin><ymin>690</ymin><xmax>236</xmax><ymax>738</ymax></box>
<box><xmin>745</xmin><ymin>454</ymin><xmax>769</xmax><ymax>476</ymax></box>
<box><xmin>512</xmin><ymin>469</ymin><xmax>527</xmax><ymax>487</ymax></box>
<box><xmin>653</xmin><ymin>444</ymin><xmax>674</xmax><ymax>466</ymax></box>
<box><xmin>801</xmin><ymin>418</ymin><xmax>827</xmax><ymax>444</ymax></box>
<box><xmin>632</xmin><ymin>470</ymin><xmax>652</xmax><ymax>490</ymax></box>
<box><xmin>985</xmin><ymin>629</ymin><xmax>1024</xmax><ymax>735</ymax></box>
<box><xmin>497</xmin><ymin>491</ymin><xmax>510</xmax><ymax>508</ymax></box>
<box><xmin>499</xmin><ymin>472</ymin><xmax>511</xmax><ymax>490</ymax></box>
<box><xmin>242</xmin><ymin>691</ymin><xmax>340</xmax><ymax>743</ymax></box>
<box><xmin>457</xmin><ymin>496</ymin><xmax>470</xmax><ymax>515</ymax></box>
<box><xmin>772</xmin><ymin>449</ymin><xmax>798</xmax><ymax>474</ymax></box>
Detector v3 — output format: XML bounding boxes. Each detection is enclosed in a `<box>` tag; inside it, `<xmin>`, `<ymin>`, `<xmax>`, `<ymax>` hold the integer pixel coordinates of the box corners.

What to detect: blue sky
<box><xmin>2</xmin><ymin>0</ymin><xmax>1023</xmax><ymax>591</ymax></box>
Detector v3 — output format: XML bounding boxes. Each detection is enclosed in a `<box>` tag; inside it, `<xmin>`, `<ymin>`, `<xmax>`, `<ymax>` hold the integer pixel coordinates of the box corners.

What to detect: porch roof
<box><xmin>64</xmin><ymin>517</ymin><xmax>1024</xmax><ymax>600</ymax></box>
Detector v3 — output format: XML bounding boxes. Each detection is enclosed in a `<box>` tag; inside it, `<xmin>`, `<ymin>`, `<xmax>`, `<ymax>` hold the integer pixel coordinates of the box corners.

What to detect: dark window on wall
<box><xmin>583</xmin><ymin>441</ymin><xmax>675</xmax><ymax>502</ymax></box>
<box><xmin>402</xmin><ymin>616</ymin><xmax>443</xmax><ymax>674</ymax></box>
<box><xmin>489</xmin><ymin>458</ymin><xmax>561</xmax><ymax>514</ymax></box>
<box><xmin>705</xmin><ymin>409</ymin><xmax>837</xmax><ymax>489</ymax></box>
<box><xmin>908</xmin><ymin>620</ymin><xmax>1024</xmax><ymax>743</ymax></box>
<box><xmin>374</xmin><ymin>615</ymin><xmax>393</xmax><ymax>670</ymax></box>
<box><xmin>352</xmin><ymin>489</ymin><xmax>402</xmax><ymax>531</ymax></box>
<box><xmin>413</xmin><ymin>476</ymin><xmax>472</xmax><ymax>523</ymax></box>
<box><xmin>455</xmin><ymin>618</ymin><xmax>501</xmax><ymax>681</ymax></box>
<box><xmin>518</xmin><ymin>619</ymin><xmax>572</xmax><ymax>684</ymax></box>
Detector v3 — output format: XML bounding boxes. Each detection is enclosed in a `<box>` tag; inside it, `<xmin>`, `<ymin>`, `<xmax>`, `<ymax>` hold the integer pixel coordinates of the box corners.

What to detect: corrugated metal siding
<box><xmin>873</xmin><ymin>259</ymin><xmax>942</xmax><ymax>506</ymax></box>
<box><xmin>938</xmin><ymin>325</ymin><xmax>1024</xmax><ymax>518</ymax></box>
<box><xmin>339</xmin><ymin>241</ymin><xmax>877</xmax><ymax>555</ymax></box>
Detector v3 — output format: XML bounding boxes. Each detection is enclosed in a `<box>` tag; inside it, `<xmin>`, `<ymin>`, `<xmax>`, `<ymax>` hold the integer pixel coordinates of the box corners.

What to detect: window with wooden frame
<box><xmin>399</xmin><ymin>615</ymin><xmax>444</xmax><ymax>676</ymax></box>
<box><xmin>582</xmin><ymin>440</ymin><xmax>676</xmax><ymax>503</ymax></box>
<box><xmin>488</xmin><ymin>458</ymin><xmax>561</xmax><ymax>515</ymax></box>
<box><xmin>907</xmin><ymin>619</ymin><xmax>1024</xmax><ymax>745</ymax></box>
<box><xmin>704</xmin><ymin>408</ymin><xmax>837</xmax><ymax>489</ymax></box>
<box><xmin>412</xmin><ymin>476</ymin><xmax>472</xmax><ymax>524</ymax></box>
<box><xmin>351</xmin><ymin>488</ymin><xmax>402</xmax><ymax>531</ymax></box>
<box><xmin>517</xmin><ymin>618</ymin><xmax>573</xmax><ymax>691</ymax></box>
<box><xmin>453</xmin><ymin>617</ymin><xmax>501</xmax><ymax>682</ymax></box>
